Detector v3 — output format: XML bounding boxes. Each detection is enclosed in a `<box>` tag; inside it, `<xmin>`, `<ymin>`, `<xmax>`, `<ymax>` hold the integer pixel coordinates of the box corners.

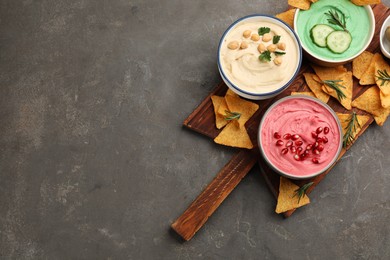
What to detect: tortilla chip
<box><xmin>275</xmin><ymin>177</ymin><xmax>310</xmax><ymax>214</ymax></box>
<box><xmin>322</xmin><ymin>71</ymin><xmax>353</xmax><ymax>110</ymax></box>
<box><xmin>275</xmin><ymin>9</ymin><xmax>297</xmax><ymax>29</ymax></box>
<box><xmin>336</xmin><ymin>113</ymin><xmax>371</xmax><ymax>145</ymax></box>
<box><xmin>225</xmin><ymin>94</ymin><xmax>259</xmax><ymax>128</ymax></box>
<box><xmin>374</xmin><ymin>55</ymin><xmax>390</xmax><ymax>96</ymax></box>
<box><xmin>303</xmin><ymin>73</ymin><xmax>330</xmax><ymax>103</ymax></box>
<box><xmin>288</xmin><ymin>0</ymin><xmax>311</xmax><ymax>10</ymax></box>
<box><xmin>226</xmin><ymin>88</ymin><xmax>239</xmax><ymax>97</ymax></box>
<box><xmin>351</xmin><ymin>0</ymin><xmax>381</xmax><ymax>6</ymax></box>
<box><xmin>214</xmin><ymin>122</ymin><xmax>253</xmax><ymax>149</ymax></box>
<box><xmin>351</xmin><ymin>86</ymin><xmax>390</xmax><ymax>126</ymax></box>
<box><xmin>211</xmin><ymin>96</ymin><xmax>229</xmax><ymax>129</ymax></box>
<box><xmin>360</xmin><ymin>53</ymin><xmax>382</xmax><ymax>85</ymax></box>
<box><xmin>217</xmin><ymin>96</ymin><xmax>229</xmax><ymax>116</ymax></box>
<box><xmin>291</xmin><ymin>91</ymin><xmax>316</xmax><ymax>98</ymax></box>
<box><xmin>312</xmin><ymin>65</ymin><xmax>347</xmax><ymax>80</ymax></box>
<box><xmin>380</xmin><ymin>91</ymin><xmax>390</xmax><ymax>108</ymax></box>
<box><xmin>353</xmin><ymin>51</ymin><xmax>374</xmax><ymax>80</ymax></box>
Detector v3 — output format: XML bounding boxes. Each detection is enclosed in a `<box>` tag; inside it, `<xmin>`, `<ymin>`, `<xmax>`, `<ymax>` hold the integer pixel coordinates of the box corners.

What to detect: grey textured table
<box><xmin>1</xmin><ymin>1</ymin><xmax>389</xmax><ymax>259</ymax></box>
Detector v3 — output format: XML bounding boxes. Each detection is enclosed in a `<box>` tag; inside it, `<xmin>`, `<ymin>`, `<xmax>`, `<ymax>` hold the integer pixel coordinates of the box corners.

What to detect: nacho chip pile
<box><xmin>211</xmin><ymin>89</ymin><xmax>259</xmax><ymax>149</ymax></box>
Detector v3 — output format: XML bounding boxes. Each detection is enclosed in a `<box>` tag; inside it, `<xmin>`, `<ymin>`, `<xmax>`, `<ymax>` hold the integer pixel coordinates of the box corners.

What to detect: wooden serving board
<box><xmin>172</xmin><ymin>4</ymin><xmax>390</xmax><ymax>241</ymax></box>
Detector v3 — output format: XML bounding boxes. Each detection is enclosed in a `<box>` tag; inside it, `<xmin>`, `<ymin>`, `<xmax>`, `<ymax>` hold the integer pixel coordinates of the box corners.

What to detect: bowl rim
<box><xmin>379</xmin><ymin>15</ymin><xmax>390</xmax><ymax>58</ymax></box>
<box><xmin>293</xmin><ymin>4</ymin><xmax>375</xmax><ymax>64</ymax></box>
<box><xmin>257</xmin><ymin>95</ymin><xmax>343</xmax><ymax>180</ymax></box>
<box><xmin>217</xmin><ymin>14</ymin><xmax>303</xmax><ymax>98</ymax></box>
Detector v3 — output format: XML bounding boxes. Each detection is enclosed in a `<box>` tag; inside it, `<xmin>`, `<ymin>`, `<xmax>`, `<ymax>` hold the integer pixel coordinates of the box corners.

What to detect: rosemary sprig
<box><xmin>343</xmin><ymin>112</ymin><xmax>361</xmax><ymax>148</ymax></box>
<box><xmin>293</xmin><ymin>182</ymin><xmax>314</xmax><ymax>204</ymax></box>
<box><xmin>325</xmin><ymin>9</ymin><xmax>348</xmax><ymax>32</ymax></box>
<box><xmin>323</xmin><ymin>80</ymin><xmax>346</xmax><ymax>100</ymax></box>
<box><xmin>224</xmin><ymin>110</ymin><xmax>241</xmax><ymax>121</ymax></box>
<box><xmin>376</xmin><ymin>69</ymin><xmax>390</xmax><ymax>86</ymax></box>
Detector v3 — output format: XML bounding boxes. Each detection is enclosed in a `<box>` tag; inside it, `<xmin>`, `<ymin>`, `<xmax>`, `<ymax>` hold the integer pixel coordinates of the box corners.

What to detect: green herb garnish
<box><xmin>376</xmin><ymin>69</ymin><xmax>390</xmax><ymax>86</ymax></box>
<box><xmin>293</xmin><ymin>182</ymin><xmax>314</xmax><ymax>204</ymax></box>
<box><xmin>325</xmin><ymin>9</ymin><xmax>348</xmax><ymax>32</ymax></box>
<box><xmin>258</xmin><ymin>27</ymin><xmax>271</xmax><ymax>36</ymax></box>
<box><xmin>259</xmin><ymin>50</ymin><xmax>271</xmax><ymax>62</ymax></box>
<box><xmin>343</xmin><ymin>112</ymin><xmax>361</xmax><ymax>148</ymax></box>
<box><xmin>323</xmin><ymin>80</ymin><xmax>346</xmax><ymax>100</ymax></box>
<box><xmin>273</xmin><ymin>35</ymin><xmax>281</xmax><ymax>44</ymax></box>
<box><xmin>275</xmin><ymin>51</ymin><xmax>286</xmax><ymax>56</ymax></box>
<box><xmin>224</xmin><ymin>110</ymin><xmax>241</xmax><ymax>121</ymax></box>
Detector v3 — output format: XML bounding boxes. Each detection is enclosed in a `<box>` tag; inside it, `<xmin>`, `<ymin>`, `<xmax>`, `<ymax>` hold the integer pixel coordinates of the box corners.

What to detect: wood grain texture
<box><xmin>171</xmin><ymin>149</ymin><xmax>258</xmax><ymax>241</ymax></box>
<box><xmin>173</xmin><ymin>3</ymin><xmax>390</xmax><ymax>240</ymax></box>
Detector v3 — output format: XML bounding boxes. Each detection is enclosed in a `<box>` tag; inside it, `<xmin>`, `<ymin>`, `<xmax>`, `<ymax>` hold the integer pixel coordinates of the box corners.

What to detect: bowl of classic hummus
<box><xmin>258</xmin><ymin>96</ymin><xmax>343</xmax><ymax>180</ymax></box>
<box><xmin>218</xmin><ymin>15</ymin><xmax>302</xmax><ymax>100</ymax></box>
<box><xmin>294</xmin><ymin>0</ymin><xmax>375</xmax><ymax>67</ymax></box>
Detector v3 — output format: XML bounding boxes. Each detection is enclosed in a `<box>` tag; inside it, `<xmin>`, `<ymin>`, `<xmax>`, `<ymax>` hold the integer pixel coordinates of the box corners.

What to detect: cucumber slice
<box><xmin>310</xmin><ymin>24</ymin><xmax>335</xmax><ymax>48</ymax></box>
<box><xmin>326</xmin><ymin>31</ymin><xmax>352</xmax><ymax>54</ymax></box>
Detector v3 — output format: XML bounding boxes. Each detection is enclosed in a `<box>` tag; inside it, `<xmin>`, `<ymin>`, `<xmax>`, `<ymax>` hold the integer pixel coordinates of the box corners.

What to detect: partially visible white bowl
<box><xmin>380</xmin><ymin>15</ymin><xmax>390</xmax><ymax>59</ymax></box>
<box><xmin>217</xmin><ymin>14</ymin><xmax>302</xmax><ymax>100</ymax></box>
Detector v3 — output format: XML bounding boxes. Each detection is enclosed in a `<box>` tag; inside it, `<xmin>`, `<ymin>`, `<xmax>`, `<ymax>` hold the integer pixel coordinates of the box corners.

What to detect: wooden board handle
<box><xmin>171</xmin><ymin>149</ymin><xmax>258</xmax><ymax>241</ymax></box>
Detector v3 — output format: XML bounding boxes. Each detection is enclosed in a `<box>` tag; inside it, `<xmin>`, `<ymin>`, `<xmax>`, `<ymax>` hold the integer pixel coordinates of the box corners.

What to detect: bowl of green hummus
<box><xmin>294</xmin><ymin>0</ymin><xmax>375</xmax><ymax>67</ymax></box>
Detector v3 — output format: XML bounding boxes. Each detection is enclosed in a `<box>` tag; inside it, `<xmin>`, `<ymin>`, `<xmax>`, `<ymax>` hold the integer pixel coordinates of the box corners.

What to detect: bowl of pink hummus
<box><xmin>258</xmin><ymin>96</ymin><xmax>342</xmax><ymax>179</ymax></box>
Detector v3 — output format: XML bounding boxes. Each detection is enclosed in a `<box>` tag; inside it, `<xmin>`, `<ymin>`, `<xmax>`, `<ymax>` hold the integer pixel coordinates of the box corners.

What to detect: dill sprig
<box><xmin>224</xmin><ymin>110</ymin><xmax>241</xmax><ymax>121</ymax></box>
<box><xmin>293</xmin><ymin>182</ymin><xmax>314</xmax><ymax>204</ymax></box>
<box><xmin>343</xmin><ymin>112</ymin><xmax>361</xmax><ymax>148</ymax></box>
<box><xmin>376</xmin><ymin>69</ymin><xmax>390</xmax><ymax>86</ymax></box>
<box><xmin>325</xmin><ymin>9</ymin><xmax>348</xmax><ymax>32</ymax></box>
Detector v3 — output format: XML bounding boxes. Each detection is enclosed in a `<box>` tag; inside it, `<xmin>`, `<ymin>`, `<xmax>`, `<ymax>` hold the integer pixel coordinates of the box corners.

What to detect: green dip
<box><xmin>295</xmin><ymin>0</ymin><xmax>371</xmax><ymax>61</ymax></box>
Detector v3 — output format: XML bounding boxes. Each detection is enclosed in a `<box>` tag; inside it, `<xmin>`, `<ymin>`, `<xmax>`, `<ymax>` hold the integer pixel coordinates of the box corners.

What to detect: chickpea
<box><xmin>257</xmin><ymin>43</ymin><xmax>266</xmax><ymax>53</ymax></box>
<box><xmin>243</xmin><ymin>30</ymin><xmax>251</xmax><ymax>38</ymax></box>
<box><xmin>262</xmin><ymin>33</ymin><xmax>272</xmax><ymax>42</ymax></box>
<box><xmin>240</xmin><ymin>41</ymin><xmax>248</xmax><ymax>49</ymax></box>
<box><xmin>228</xmin><ymin>41</ymin><xmax>239</xmax><ymax>50</ymax></box>
<box><xmin>277</xmin><ymin>42</ymin><xmax>286</xmax><ymax>50</ymax></box>
<box><xmin>251</xmin><ymin>34</ymin><xmax>260</xmax><ymax>41</ymax></box>
<box><xmin>267</xmin><ymin>44</ymin><xmax>277</xmax><ymax>52</ymax></box>
<box><xmin>274</xmin><ymin>56</ymin><xmax>283</xmax><ymax>66</ymax></box>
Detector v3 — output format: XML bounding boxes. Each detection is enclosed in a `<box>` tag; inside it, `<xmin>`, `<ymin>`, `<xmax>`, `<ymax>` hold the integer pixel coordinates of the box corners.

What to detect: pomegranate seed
<box><xmin>274</xmin><ymin>132</ymin><xmax>281</xmax><ymax>139</ymax></box>
<box><xmin>313</xmin><ymin>149</ymin><xmax>320</xmax><ymax>155</ymax></box>
<box><xmin>295</xmin><ymin>140</ymin><xmax>303</xmax><ymax>146</ymax></box>
<box><xmin>286</xmin><ymin>140</ymin><xmax>293</xmax><ymax>147</ymax></box>
<box><xmin>293</xmin><ymin>154</ymin><xmax>300</xmax><ymax>161</ymax></box>
<box><xmin>276</xmin><ymin>140</ymin><xmax>284</xmax><ymax>146</ymax></box>
<box><xmin>324</xmin><ymin>127</ymin><xmax>330</xmax><ymax>134</ymax></box>
<box><xmin>311</xmin><ymin>131</ymin><xmax>318</xmax><ymax>139</ymax></box>
<box><xmin>283</xmin><ymin>133</ymin><xmax>291</xmax><ymax>140</ymax></box>
<box><xmin>322</xmin><ymin>136</ymin><xmax>328</xmax><ymax>143</ymax></box>
<box><xmin>300</xmin><ymin>153</ymin><xmax>307</xmax><ymax>159</ymax></box>
<box><xmin>297</xmin><ymin>147</ymin><xmax>303</xmax><ymax>153</ymax></box>
<box><xmin>306</xmin><ymin>144</ymin><xmax>313</xmax><ymax>150</ymax></box>
<box><xmin>318</xmin><ymin>144</ymin><xmax>324</xmax><ymax>151</ymax></box>
<box><xmin>304</xmin><ymin>149</ymin><xmax>310</xmax><ymax>155</ymax></box>
<box><xmin>313</xmin><ymin>141</ymin><xmax>319</xmax><ymax>148</ymax></box>
<box><xmin>316</xmin><ymin>127</ymin><xmax>323</xmax><ymax>134</ymax></box>
<box><xmin>312</xmin><ymin>158</ymin><xmax>319</xmax><ymax>164</ymax></box>
<box><xmin>317</xmin><ymin>137</ymin><xmax>323</xmax><ymax>143</ymax></box>
<box><xmin>290</xmin><ymin>146</ymin><xmax>297</xmax><ymax>153</ymax></box>
<box><xmin>281</xmin><ymin>148</ymin><xmax>289</xmax><ymax>155</ymax></box>
<box><xmin>291</xmin><ymin>134</ymin><xmax>300</xmax><ymax>140</ymax></box>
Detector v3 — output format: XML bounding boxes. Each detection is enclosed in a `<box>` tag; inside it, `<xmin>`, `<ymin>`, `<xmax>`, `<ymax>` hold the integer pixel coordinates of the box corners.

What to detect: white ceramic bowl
<box><xmin>218</xmin><ymin>15</ymin><xmax>302</xmax><ymax>100</ymax></box>
<box><xmin>258</xmin><ymin>95</ymin><xmax>343</xmax><ymax>180</ymax></box>
<box><xmin>380</xmin><ymin>15</ymin><xmax>390</xmax><ymax>59</ymax></box>
<box><xmin>294</xmin><ymin>5</ymin><xmax>375</xmax><ymax>67</ymax></box>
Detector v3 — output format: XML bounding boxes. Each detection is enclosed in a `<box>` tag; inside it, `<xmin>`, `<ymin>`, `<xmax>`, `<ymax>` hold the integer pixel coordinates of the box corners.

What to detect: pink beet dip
<box><xmin>259</xmin><ymin>96</ymin><xmax>342</xmax><ymax>179</ymax></box>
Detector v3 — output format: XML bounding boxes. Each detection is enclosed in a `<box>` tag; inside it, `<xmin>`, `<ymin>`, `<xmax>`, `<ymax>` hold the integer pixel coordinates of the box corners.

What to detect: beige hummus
<box><xmin>220</xmin><ymin>21</ymin><xmax>299</xmax><ymax>94</ymax></box>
